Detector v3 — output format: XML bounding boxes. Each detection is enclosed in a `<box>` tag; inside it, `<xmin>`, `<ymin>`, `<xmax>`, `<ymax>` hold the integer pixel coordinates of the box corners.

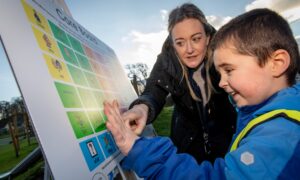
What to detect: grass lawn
<box><xmin>0</xmin><ymin>137</ymin><xmax>38</xmax><ymax>174</ymax></box>
<box><xmin>0</xmin><ymin>134</ymin><xmax>10</xmax><ymax>139</ymax></box>
<box><xmin>13</xmin><ymin>158</ymin><xmax>44</xmax><ymax>180</ymax></box>
<box><xmin>152</xmin><ymin>106</ymin><xmax>173</xmax><ymax>137</ymax></box>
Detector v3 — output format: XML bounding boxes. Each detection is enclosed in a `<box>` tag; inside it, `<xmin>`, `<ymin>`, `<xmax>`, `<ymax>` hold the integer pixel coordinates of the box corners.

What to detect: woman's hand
<box><xmin>104</xmin><ymin>100</ymin><xmax>139</xmax><ymax>156</ymax></box>
<box><xmin>121</xmin><ymin>104</ymin><xmax>148</xmax><ymax>135</ymax></box>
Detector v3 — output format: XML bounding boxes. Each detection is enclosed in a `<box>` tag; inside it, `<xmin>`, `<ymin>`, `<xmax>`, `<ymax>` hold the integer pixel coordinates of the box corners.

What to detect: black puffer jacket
<box><xmin>130</xmin><ymin>38</ymin><xmax>236</xmax><ymax>163</ymax></box>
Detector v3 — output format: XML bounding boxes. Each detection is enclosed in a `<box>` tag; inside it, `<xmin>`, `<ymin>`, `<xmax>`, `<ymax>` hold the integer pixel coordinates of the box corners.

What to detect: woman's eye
<box><xmin>175</xmin><ymin>41</ymin><xmax>184</xmax><ymax>47</ymax></box>
<box><xmin>192</xmin><ymin>37</ymin><xmax>201</xmax><ymax>42</ymax></box>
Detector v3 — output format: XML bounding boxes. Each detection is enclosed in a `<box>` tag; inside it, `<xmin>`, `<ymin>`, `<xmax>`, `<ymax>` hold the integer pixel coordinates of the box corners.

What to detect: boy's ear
<box><xmin>270</xmin><ymin>49</ymin><xmax>290</xmax><ymax>77</ymax></box>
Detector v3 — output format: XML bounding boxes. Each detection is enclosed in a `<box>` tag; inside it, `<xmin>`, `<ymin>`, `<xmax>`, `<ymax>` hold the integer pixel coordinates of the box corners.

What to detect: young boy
<box><xmin>104</xmin><ymin>8</ymin><xmax>300</xmax><ymax>179</ymax></box>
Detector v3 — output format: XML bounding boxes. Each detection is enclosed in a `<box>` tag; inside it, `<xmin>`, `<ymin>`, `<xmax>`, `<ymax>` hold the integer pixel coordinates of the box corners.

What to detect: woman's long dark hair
<box><xmin>167</xmin><ymin>3</ymin><xmax>216</xmax><ymax>101</ymax></box>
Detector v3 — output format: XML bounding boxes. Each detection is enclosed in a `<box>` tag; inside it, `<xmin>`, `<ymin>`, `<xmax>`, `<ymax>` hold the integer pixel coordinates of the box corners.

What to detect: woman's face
<box><xmin>171</xmin><ymin>18</ymin><xmax>210</xmax><ymax>68</ymax></box>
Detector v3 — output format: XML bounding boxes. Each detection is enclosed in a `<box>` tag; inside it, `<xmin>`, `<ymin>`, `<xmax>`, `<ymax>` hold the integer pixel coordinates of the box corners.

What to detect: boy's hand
<box><xmin>104</xmin><ymin>100</ymin><xmax>139</xmax><ymax>156</ymax></box>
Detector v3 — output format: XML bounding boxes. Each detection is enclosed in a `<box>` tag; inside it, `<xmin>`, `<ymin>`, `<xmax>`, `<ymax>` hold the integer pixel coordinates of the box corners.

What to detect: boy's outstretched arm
<box><xmin>104</xmin><ymin>100</ymin><xmax>225</xmax><ymax>179</ymax></box>
<box><xmin>103</xmin><ymin>100</ymin><xmax>139</xmax><ymax>155</ymax></box>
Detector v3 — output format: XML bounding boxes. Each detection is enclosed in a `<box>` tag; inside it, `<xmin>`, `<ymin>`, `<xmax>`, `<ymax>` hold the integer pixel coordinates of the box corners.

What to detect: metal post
<box><xmin>43</xmin><ymin>160</ymin><xmax>52</xmax><ymax>180</ymax></box>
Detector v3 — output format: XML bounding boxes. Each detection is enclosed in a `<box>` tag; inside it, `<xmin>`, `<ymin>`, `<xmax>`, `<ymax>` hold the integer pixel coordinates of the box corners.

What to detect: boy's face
<box><xmin>213</xmin><ymin>44</ymin><xmax>275</xmax><ymax>107</ymax></box>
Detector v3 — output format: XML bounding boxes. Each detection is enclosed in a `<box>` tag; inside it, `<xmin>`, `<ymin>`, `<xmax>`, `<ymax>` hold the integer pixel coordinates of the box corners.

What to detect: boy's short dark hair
<box><xmin>210</xmin><ymin>8</ymin><xmax>300</xmax><ymax>85</ymax></box>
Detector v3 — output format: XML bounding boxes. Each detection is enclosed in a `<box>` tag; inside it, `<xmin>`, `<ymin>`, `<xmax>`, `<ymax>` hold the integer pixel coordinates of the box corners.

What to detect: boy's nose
<box><xmin>218</xmin><ymin>76</ymin><xmax>228</xmax><ymax>89</ymax></box>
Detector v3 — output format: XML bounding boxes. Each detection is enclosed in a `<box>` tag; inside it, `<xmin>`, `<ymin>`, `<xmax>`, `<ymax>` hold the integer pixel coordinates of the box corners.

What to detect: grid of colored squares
<box><xmin>22</xmin><ymin>1</ymin><xmax>121</xmax><ymax>139</ymax></box>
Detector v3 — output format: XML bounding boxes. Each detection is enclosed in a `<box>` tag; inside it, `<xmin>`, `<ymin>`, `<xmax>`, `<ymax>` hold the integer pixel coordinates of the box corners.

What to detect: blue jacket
<box><xmin>122</xmin><ymin>83</ymin><xmax>300</xmax><ymax>179</ymax></box>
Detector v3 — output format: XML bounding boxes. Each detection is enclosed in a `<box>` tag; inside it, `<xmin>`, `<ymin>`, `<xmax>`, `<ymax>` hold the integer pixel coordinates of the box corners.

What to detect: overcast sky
<box><xmin>65</xmin><ymin>0</ymin><xmax>300</xmax><ymax>70</ymax></box>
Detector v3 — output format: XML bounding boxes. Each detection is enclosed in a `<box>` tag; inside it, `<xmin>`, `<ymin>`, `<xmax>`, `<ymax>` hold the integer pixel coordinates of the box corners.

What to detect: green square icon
<box><xmin>55</xmin><ymin>82</ymin><xmax>82</xmax><ymax>108</ymax></box>
<box><xmin>76</xmin><ymin>52</ymin><xmax>93</xmax><ymax>71</ymax></box>
<box><xmin>77</xmin><ymin>88</ymin><xmax>98</xmax><ymax>108</ymax></box>
<box><xmin>67</xmin><ymin>34</ymin><xmax>84</xmax><ymax>54</ymax></box>
<box><xmin>87</xmin><ymin>111</ymin><xmax>106</xmax><ymax>132</ymax></box>
<box><xmin>58</xmin><ymin>42</ymin><xmax>79</xmax><ymax>66</ymax></box>
<box><xmin>67</xmin><ymin>65</ymin><xmax>88</xmax><ymax>86</ymax></box>
<box><xmin>67</xmin><ymin>111</ymin><xmax>94</xmax><ymax>139</ymax></box>
<box><xmin>48</xmin><ymin>20</ymin><xmax>70</xmax><ymax>46</ymax></box>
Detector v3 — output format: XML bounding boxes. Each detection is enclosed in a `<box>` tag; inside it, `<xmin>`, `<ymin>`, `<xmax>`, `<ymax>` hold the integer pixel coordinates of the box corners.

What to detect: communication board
<box><xmin>0</xmin><ymin>0</ymin><xmax>140</xmax><ymax>179</ymax></box>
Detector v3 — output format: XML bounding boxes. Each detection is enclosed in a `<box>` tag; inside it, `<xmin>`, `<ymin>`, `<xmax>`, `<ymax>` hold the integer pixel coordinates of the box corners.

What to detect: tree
<box><xmin>0</xmin><ymin>97</ymin><xmax>33</xmax><ymax>157</ymax></box>
<box><xmin>125</xmin><ymin>63</ymin><xmax>149</xmax><ymax>95</ymax></box>
<box><xmin>11</xmin><ymin>97</ymin><xmax>32</xmax><ymax>145</ymax></box>
<box><xmin>0</xmin><ymin>101</ymin><xmax>10</xmax><ymax>128</ymax></box>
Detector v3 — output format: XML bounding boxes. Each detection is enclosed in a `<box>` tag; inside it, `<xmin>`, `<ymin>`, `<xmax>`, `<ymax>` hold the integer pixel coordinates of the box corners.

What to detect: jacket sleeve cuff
<box><xmin>121</xmin><ymin>137</ymin><xmax>176</xmax><ymax>172</ymax></box>
<box><xmin>121</xmin><ymin>137</ymin><xmax>147</xmax><ymax>170</ymax></box>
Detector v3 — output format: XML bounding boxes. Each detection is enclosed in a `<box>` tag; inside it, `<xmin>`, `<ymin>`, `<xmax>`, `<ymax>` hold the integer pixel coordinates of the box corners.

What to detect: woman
<box><xmin>121</xmin><ymin>3</ymin><xmax>236</xmax><ymax>163</ymax></box>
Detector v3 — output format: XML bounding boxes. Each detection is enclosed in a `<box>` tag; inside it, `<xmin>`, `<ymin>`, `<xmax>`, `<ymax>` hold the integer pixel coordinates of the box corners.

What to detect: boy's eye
<box><xmin>224</xmin><ymin>68</ymin><xmax>233</xmax><ymax>74</ymax></box>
